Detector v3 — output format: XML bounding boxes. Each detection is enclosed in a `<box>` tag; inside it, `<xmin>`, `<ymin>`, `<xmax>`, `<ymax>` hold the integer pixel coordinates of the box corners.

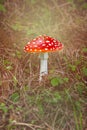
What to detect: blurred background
<box><xmin>0</xmin><ymin>0</ymin><xmax>87</xmax><ymax>130</ymax></box>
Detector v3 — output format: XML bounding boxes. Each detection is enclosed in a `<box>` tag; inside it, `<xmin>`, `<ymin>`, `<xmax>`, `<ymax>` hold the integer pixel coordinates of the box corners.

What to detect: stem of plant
<box><xmin>39</xmin><ymin>52</ymin><xmax>48</xmax><ymax>81</ymax></box>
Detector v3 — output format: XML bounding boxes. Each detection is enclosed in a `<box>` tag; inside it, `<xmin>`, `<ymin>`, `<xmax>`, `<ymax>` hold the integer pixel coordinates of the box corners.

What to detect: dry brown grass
<box><xmin>0</xmin><ymin>0</ymin><xmax>87</xmax><ymax>130</ymax></box>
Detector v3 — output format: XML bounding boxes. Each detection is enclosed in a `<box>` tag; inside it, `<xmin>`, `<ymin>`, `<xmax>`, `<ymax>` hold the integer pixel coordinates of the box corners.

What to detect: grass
<box><xmin>0</xmin><ymin>0</ymin><xmax>87</xmax><ymax>130</ymax></box>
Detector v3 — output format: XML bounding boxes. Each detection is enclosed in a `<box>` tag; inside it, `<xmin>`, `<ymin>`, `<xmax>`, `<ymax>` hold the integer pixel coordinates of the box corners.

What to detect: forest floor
<box><xmin>0</xmin><ymin>0</ymin><xmax>87</xmax><ymax>130</ymax></box>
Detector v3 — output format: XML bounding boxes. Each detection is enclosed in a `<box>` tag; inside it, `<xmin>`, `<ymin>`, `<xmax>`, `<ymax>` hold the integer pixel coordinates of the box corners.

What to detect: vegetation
<box><xmin>0</xmin><ymin>0</ymin><xmax>87</xmax><ymax>130</ymax></box>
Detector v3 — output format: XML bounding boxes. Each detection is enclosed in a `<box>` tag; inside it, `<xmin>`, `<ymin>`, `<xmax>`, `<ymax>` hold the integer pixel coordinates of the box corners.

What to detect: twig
<box><xmin>11</xmin><ymin>120</ymin><xmax>44</xmax><ymax>130</ymax></box>
<box><xmin>58</xmin><ymin>2</ymin><xmax>71</xmax><ymax>8</ymax></box>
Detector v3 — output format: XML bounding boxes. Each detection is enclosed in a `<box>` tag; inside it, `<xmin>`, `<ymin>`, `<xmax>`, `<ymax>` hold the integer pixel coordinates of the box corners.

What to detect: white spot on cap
<box><xmin>34</xmin><ymin>45</ymin><xmax>38</xmax><ymax>47</ymax></box>
<box><xmin>29</xmin><ymin>46</ymin><xmax>32</xmax><ymax>48</ymax></box>
<box><xmin>24</xmin><ymin>47</ymin><xmax>26</xmax><ymax>51</ymax></box>
<box><xmin>30</xmin><ymin>49</ymin><xmax>32</xmax><ymax>51</ymax></box>
<box><xmin>27</xmin><ymin>42</ymin><xmax>30</xmax><ymax>44</ymax></box>
<box><xmin>46</xmin><ymin>40</ymin><xmax>50</xmax><ymax>43</ymax></box>
<box><xmin>25</xmin><ymin>45</ymin><xmax>29</xmax><ymax>48</ymax></box>
<box><xmin>53</xmin><ymin>39</ymin><xmax>57</xmax><ymax>43</ymax></box>
<box><xmin>51</xmin><ymin>42</ymin><xmax>54</xmax><ymax>45</ymax></box>
<box><xmin>55</xmin><ymin>44</ymin><xmax>58</xmax><ymax>47</ymax></box>
<box><xmin>42</xmin><ymin>44</ymin><xmax>46</xmax><ymax>46</ymax></box>
<box><xmin>58</xmin><ymin>42</ymin><xmax>61</xmax><ymax>46</ymax></box>
<box><xmin>26</xmin><ymin>48</ymin><xmax>29</xmax><ymax>51</ymax></box>
<box><xmin>34</xmin><ymin>49</ymin><xmax>37</xmax><ymax>51</ymax></box>
<box><xmin>46</xmin><ymin>36</ymin><xmax>49</xmax><ymax>38</ymax></box>
<box><xmin>39</xmin><ymin>40</ymin><xmax>43</xmax><ymax>43</ymax></box>
<box><xmin>49</xmin><ymin>43</ymin><xmax>52</xmax><ymax>46</ymax></box>
<box><xmin>33</xmin><ymin>38</ymin><xmax>36</xmax><ymax>41</ymax></box>
<box><xmin>52</xmin><ymin>47</ymin><xmax>55</xmax><ymax>50</ymax></box>
<box><xmin>32</xmin><ymin>41</ymin><xmax>36</xmax><ymax>44</ymax></box>
<box><xmin>45</xmin><ymin>48</ymin><xmax>48</xmax><ymax>50</ymax></box>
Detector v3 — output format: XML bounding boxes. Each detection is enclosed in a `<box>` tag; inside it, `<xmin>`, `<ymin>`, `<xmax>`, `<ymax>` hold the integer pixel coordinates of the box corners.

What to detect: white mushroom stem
<box><xmin>39</xmin><ymin>52</ymin><xmax>48</xmax><ymax>81</ymax></box>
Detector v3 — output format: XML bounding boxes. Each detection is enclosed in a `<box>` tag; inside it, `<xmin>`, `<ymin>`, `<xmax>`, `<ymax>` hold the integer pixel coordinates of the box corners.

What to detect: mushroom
<box><xmin>24</xmin><ymin>35</ymin><xmax>63</xmax><ymax>81</ymax></box>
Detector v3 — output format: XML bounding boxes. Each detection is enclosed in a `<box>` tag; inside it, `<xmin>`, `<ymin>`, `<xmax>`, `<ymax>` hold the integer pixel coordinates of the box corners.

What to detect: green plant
<box><xmin>51</xmin><ymin>76</ymin><xmax>69</xmax><ymax>87</ymax></box>
<box><xmin>73</xmin><ymin>101</ymin><xmax>83</xmax><ymax>130</ymax></box>
<box><xmin>82</xmin><ymin>67</ymin><xmax>87</xmax><ymax>76</ymax></box>
<box><xmin>13</xmin><ymin>76</ymin><xmax>18</xmax><ymax>87</ymax></box>
<box><xmin>0</xmin><ymin>3</ymin><xmax>6</xmax><ymax>12</ymax></box>
<box><xmin>0</xmin><ymin>0</ymin><xmax>5</xmax><ymax>4</ymax></box>
<box><xmin>82</xmin><ymin>47</ymin><xmax>87</xmax><ymax>53</ymax></box>
<box><xmin>68</xmin><ymin>64</ymin><xmax>77</xmax><ymax>72</ymax></box>
<box><xmin>51</xmin><ymin>77</ymin><xmax>63</xmax><ymax>87</ymax></box>
<box><xmin>15</xmin><ymin>50</ymin><xmax>22</xmax><ymax>59</ymax></box>
<box><xmin>10</xmin><ymin>92</ymin><xmax>20</xmax><ymax>102</ymax></box>
<box><xmin>82</xmin><ymin>3</ymin><xmax>87</xmax><ymax>9</ymax></box>
<box><xmin>75</xmin><ymin>82</ymin><xmax>85</xmax><ymax>96</ymax></box>
<box><xmin>65</xmin><ymin>89</ymin><xmax>83</xmax><ymax>130</ymax></box>
<box><xmin>0</xmin><ymin>103</ymin><xmax>8</xmax><ymax>113</ymax></box>
<box><xmin>3</xmin><ymin>59</ymin><xmax>13</xmax><ymax>71</ymax></box>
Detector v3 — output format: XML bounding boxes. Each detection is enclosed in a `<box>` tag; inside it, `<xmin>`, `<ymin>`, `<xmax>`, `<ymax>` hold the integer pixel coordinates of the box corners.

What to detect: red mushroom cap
<box><xmin>24</xmin><ymin>35</ymin><xmax>63</xmax><ymax>53</ymax></box>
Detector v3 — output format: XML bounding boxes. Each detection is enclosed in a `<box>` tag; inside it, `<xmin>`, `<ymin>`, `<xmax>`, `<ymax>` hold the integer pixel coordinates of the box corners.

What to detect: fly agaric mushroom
<box><xmin>24</xmin><ymin>35</ymin><xmax>63</xmax><ymax>81</ymax></box>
